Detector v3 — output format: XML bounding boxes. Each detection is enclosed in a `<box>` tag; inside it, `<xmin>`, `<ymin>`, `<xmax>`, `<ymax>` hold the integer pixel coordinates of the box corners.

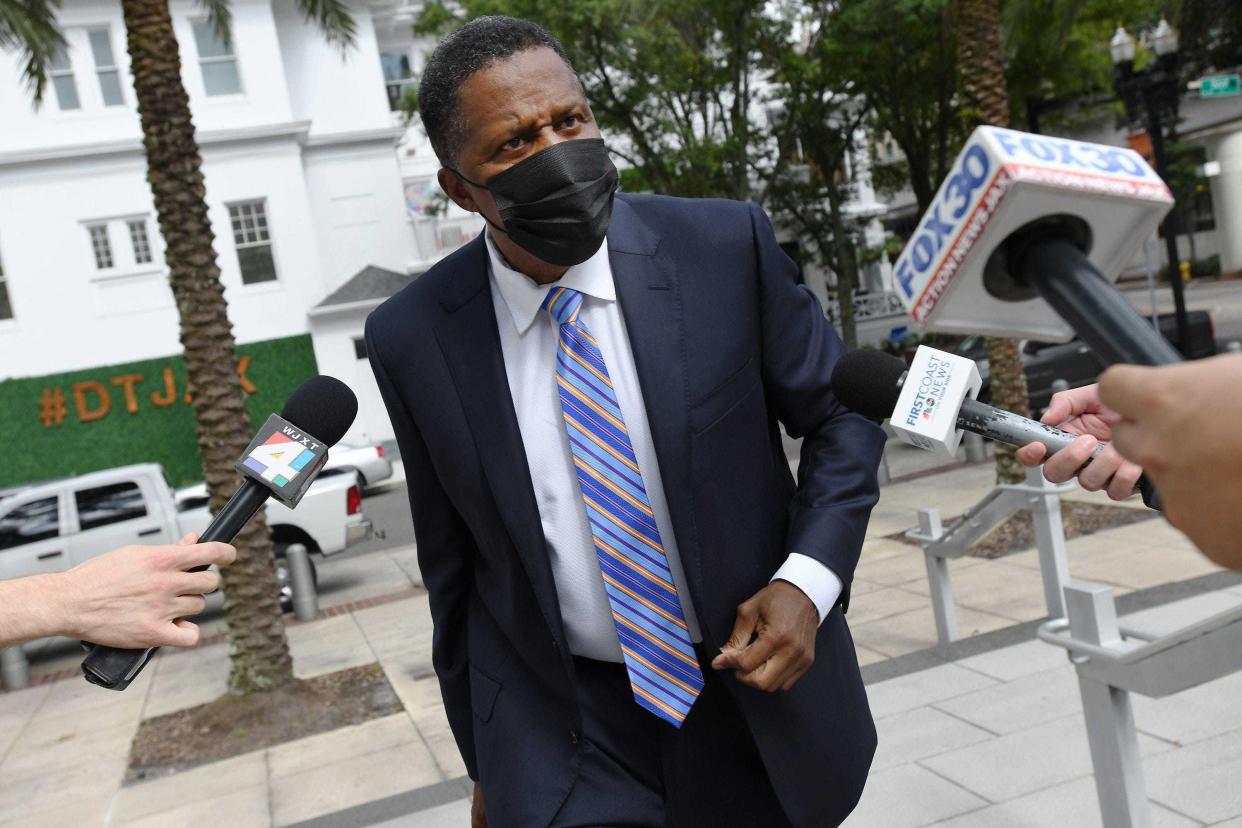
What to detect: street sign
<box><xmin>1200</xmin><ymin>74</ymin><xmax>1241</xmax><ymax>98</ymax></box>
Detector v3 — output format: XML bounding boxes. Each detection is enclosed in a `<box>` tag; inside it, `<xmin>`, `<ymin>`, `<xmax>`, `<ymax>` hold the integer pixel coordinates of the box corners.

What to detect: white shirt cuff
<box><xmin>771</xmin><ymin>553</ymin><xmax>844</xmax><ymax>626</ymax></box>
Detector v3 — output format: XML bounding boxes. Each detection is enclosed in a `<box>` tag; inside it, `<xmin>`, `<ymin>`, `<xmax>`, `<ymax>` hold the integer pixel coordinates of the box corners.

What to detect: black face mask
<box><xmin>456</xmin><ymin>138</ymin><xmax>620</xmax><ymax>267</ymax></box>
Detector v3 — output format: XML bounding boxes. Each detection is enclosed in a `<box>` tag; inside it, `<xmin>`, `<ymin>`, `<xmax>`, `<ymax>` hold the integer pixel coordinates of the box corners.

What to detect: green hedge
<box><xmin>0</xmin><ymin>335</ymin><xmax>317</xmax><ymax>489</ymax></box>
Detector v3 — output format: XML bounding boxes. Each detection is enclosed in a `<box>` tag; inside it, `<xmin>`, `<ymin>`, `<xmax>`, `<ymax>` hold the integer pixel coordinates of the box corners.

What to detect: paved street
<box><xmin>336</xmin><ymin>484</ymin><xmax>416</xmax><ymax>561</ymax></box>
<box><xmin>1118</xmin><ymin>277</ymin><xmax>1242</xmax><ymax>346</ymax></box>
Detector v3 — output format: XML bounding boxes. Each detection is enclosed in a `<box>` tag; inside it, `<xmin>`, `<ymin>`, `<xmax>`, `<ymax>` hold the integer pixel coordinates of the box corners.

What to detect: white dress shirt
<box><xmin>486</xmin><ymin>231</ymin><xmax>842</xmax><ymax>662</ymax></box>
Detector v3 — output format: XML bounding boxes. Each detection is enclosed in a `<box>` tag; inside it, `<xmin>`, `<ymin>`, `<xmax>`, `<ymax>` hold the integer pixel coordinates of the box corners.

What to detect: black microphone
<box><xmin>832</xmin><ymin>349</ymin><xmax>1162</xmax><ymax>510</ymax></box>
<box><xmin>81</xmin><ymin>376</ymin><xmax>358</xmax><ymax>690</ymax></box>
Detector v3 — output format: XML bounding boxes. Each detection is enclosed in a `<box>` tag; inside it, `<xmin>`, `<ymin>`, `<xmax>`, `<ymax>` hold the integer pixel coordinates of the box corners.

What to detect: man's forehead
<box><xmin>457</xmin><ymin>49</ymin><xmax>583</xmax><ymax>136</ymax></box>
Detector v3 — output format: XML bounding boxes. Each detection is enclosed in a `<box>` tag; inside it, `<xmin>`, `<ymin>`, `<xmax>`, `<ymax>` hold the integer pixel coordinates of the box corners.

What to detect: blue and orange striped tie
<box><xmin>543</xmin><ymin>286</ymin><xmax>704</xmax><ymax>727</ymax></box>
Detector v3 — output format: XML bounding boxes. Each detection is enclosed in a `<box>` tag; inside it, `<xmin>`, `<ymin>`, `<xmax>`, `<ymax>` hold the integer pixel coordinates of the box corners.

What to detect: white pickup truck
<box><xmin>0</xmin><ymin>463</ymin><xmax>371</xmax><ymax>606</ymax></box>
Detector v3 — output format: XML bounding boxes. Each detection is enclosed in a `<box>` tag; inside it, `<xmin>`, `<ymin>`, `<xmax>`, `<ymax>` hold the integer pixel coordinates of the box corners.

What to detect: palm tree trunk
<box><xmin>954</xmin><ymin>0</ymin><xmax>1031</xmax><ymax>484</ymax></box>
<box><xmin>120</xmin><ymin>0</ymin><xmax>293</xmax><ymax>692</ymax></box>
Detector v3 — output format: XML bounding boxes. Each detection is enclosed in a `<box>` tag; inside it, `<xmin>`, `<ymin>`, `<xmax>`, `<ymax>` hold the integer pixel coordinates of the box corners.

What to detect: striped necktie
<box><xmin>543</xmin><ymin>286</ymin><xmax>704</xmax><ymax>727</ymax></box>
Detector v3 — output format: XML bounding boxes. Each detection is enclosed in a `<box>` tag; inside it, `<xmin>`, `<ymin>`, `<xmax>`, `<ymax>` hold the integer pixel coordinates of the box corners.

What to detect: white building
<box><xmin>0</xmin><ymin>0</ymin><xmax>479</xmax><ymax>455</ymax></box>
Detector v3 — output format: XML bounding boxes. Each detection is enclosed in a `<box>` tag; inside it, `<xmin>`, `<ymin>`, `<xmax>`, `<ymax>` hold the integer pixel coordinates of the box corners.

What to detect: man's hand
<box><xmin>471</xmin><ymin>782</ymin><xmax>487</xmax><ymax>828</ymax></box>
<box><xmin>1100</xmin><ymin>354</ymin><xmax>1242</xmax><ymax>569</ymax></box>
<box><xmin>59</xmin><ymin>533</ymin><xmax>236</xmax><ymax>648</ymax></box>
<box><xmin>1014</xmin><ymin>384</ymin><xmax>1143</xmax><ymax>501</ymax></box>
<box><xmin>711</xmin><ymin>580</ymin><xmax>818</xmax><ymax>692</ymax></box>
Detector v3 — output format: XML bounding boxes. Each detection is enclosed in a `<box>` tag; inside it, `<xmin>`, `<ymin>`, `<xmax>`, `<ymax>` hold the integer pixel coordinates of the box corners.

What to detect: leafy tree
<box><xmin>836</xmin><ymin>0</ymin><xmax>964</xmax><ymax>213</ymax></box>
<box><xmin>1</xmin><ymin>0</ymin><xmax>64</xmax><ymax>98</ymax></box>
<box><xmin>1167</xmin><ymin>0</ymin><xmax>1242</xmax><ymax>77</ymax></box>
<box><xmin>5</xmin><ymin>0</ymin><xmax>356</xmax><ymax>693</ymax></box>
<box><xmin>761</xmin><ymin>2</ymin><xmax>871</xmax><ymax>346</ymax></box>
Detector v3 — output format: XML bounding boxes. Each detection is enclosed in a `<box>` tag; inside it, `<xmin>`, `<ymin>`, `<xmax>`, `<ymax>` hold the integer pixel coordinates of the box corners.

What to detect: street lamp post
<box><xmin>1110</xmin><ymin>20</ymin><xmax>1191</xmax><ymax>351</ymax></box>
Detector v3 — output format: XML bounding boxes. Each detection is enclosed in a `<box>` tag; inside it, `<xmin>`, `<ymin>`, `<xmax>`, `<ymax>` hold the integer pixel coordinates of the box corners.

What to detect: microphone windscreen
<box><xmin>831</xmin><ymin>350</ymin><xmax>908</xmax><ymax>419</ymax></box>
<box><xmin>281</xmin><ymin>375</ymin><xmax>358</xmax><ymax>447</ymax></box>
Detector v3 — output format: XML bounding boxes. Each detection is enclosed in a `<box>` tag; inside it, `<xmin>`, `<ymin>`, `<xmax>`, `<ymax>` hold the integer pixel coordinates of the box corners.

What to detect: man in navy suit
<box><xmin>367</xmin><ymin>16</ymin><xmax>885</xmax><ymax>827</ymax></box>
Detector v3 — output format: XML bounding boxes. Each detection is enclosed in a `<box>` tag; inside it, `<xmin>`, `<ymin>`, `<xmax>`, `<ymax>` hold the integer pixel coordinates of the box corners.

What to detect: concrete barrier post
<box><xmin>876</xmin><ymin>449</ymin><xmax>892</xmax><ymax>486</ymax></box>
<box><xmin>963</xmin><ymin>431</ymin><xmax>988</xmax><ymax>464</ymax></box>
<box><xmin>1</xmin><ymin>647</ymin><xmax>30</xmax><ymax>691</ymax></box>
<box><xmin>286</xmin><ymin>544</ymin><xmax>319</xmax><ymax>622</ymax></box>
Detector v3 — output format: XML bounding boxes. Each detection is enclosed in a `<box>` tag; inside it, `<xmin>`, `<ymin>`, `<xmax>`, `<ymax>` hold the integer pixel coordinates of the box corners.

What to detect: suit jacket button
<box><xmin>570</xmin><ymin>729</ymin><xmax>579</xmax><ymax>745</ymax></box>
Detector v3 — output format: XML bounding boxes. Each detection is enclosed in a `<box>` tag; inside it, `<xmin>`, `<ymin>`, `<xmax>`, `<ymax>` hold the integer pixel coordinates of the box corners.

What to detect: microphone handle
<box><xmin>80</xmin><ymin>481</ymin><xmax>272</xmax><ymax>691</ymax></box>
<box><xmin>956</xmin><ymin>398</ymin><xmax>1162</xmax><ymax>511</ymax></box>
<box><xmin>957</xmin><ymin>397</ymin><xmax>1080</xmax><ymax>454</ymax></box>
<box><xmin>196</xmin><ymin>480</ymin><xmax>273</xmax><ymax>544</ymax></box>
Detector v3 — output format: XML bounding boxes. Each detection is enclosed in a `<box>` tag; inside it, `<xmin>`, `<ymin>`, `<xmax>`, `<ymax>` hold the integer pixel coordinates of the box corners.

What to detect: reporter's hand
<box><xmin>1100</xmin><ymin>354</ymin><xmax>1242</xmax><ymax>569</ymax></box>
<box><xmin>1014</xmin><ymin>384</ymin><xmax>1143</xmax><ymax>501</ymax></box>
<box><xmin>60</xmin><ymin>533</ymin><xmax>236</xmax><ymax>648</ymax></box>
<box><xmin>471</xmin><ymin>782</ymin><xmax>487</xmax><ymax>828</ymax></box>
<box><xmin>711</xmin><ymin>580</ymin><xmax>818</xmax><ymax>692</ymax></box>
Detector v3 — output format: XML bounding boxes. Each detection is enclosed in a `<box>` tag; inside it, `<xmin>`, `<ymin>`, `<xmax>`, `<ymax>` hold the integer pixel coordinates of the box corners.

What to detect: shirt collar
<box><xmin>486</xmin><ymin>229</ymin><xmax>616</xmax><ymax>335</ymax></box>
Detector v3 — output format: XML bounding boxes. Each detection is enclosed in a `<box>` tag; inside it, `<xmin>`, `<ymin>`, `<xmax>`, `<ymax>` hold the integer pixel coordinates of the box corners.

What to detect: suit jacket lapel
<box><xmin>609</xmin><ymin>198</ymin><xmax>703</xmax><ymax>608</ymax></box>
<box><xmin>432</xmin><ymin>239</ymin><xmax>569</xmax><ymax>654</ymax></box>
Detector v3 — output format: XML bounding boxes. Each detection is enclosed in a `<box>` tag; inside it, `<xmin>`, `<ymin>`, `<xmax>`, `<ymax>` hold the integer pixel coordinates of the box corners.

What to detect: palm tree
<box><xmin>5</xmin><ymin>0</ymin><xmax>355</xmax><ymax>693</ymax></box>
<box><xmin>953</xmin><ymin>0</ymin><xmax>1032</xmax><ymax>484</ymax></box>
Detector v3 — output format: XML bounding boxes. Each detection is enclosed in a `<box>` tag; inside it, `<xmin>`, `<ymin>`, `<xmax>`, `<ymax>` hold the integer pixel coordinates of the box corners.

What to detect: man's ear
<box><xmin>438</xmin><ymin>168</ymin><xmax>478</xmax><ymax>213</ymax></box>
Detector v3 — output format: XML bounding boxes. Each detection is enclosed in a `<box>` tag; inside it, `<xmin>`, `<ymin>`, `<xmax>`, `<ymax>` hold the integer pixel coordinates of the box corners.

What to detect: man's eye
<box><xmin>562</xmin><ymin>116</ymin><xmax>580</xmax><ymax>128</ymax></box>
<box><xmin>504</xmin><ymin>136</ymin><xmax>524</xmax><ymax>150</ymax></box>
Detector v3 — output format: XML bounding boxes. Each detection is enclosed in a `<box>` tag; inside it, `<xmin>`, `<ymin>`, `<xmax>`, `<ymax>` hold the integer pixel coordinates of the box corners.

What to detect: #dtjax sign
<box><xmin>891</xmin><ymin>346</ymin><xmax>982</xmax><ymax>459</ymax></box>
<box><xmin>890</xmin><ymin>127</ymin><xmax>1173</xmax><ymax>341</ymax></box>
<box><xmin>236</xmin><ymin>414</ymin><xmax>329</xmax><ymax>507</ymax></box>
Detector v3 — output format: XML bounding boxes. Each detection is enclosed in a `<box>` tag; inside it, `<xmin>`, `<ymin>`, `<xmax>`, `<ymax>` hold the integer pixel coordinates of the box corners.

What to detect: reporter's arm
<box><xmin>1100</xmin><ymin>354</ymin><xmax>1242</xmax><ymax>569</ymax></box>
<box><xmin>0</xmin><ymin>537</ymin><xmax>235</xmax><ymax>650</ymax></box>
<box><xmin>0</xmin><ymin>573</ymin><xmax>77</xmax><ymax>649</ymax></box>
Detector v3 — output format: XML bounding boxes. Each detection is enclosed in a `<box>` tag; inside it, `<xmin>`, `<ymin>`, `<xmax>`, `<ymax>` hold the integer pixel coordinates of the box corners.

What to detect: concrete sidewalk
<box><xmin>0</xmin><ymin>590</ymin><xmax>465</xmax><ymax>827</ymax></box>
<box><xmin>1</xmin><ymin>460</ymin><xmax>1237</xmax><ymax>827</ymax></box>
<box><xmin>850</xmin><ymin>587</ymin><xmax>1242</xmax><ymax>827</ymax></box>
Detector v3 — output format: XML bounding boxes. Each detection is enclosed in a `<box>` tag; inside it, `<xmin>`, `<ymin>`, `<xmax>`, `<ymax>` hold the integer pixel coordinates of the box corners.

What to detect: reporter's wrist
<box><xmin>44</xmin><ymin>569</ymin><xmax>87</xmax><ymax>640</ymax></box>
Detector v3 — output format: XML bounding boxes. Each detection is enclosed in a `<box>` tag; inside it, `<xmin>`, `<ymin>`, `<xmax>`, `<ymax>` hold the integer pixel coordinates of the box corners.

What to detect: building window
<box><xmin>88</xmin><ymin>29</ymin><xmax>124</xmax><ymax>106</ymax></box>
<box><xmin>0</xmin><ymin>241</ymin><xmax>12</xmax><ymax>320</ymax></box>
<box><xmin>88</xmin><ymin>224</ymin><xmax>114</xmax><ymax>269</ymax></box>
<box><xmin>83</xmin><ymin>216</ymin><xmax>159</xmax><ymax>272</ymax></box>
<box><xmin>191</xmin><ymin>20</ymin><xmax>242</xmax><ymax>96</ymax></box>
<box><xmin>228</xmin><ymin>200</ymin><xmax>277</xmax><ymax>284</ymax></box>
<box><xmin>128</xmin><ymin>219</ymin><xmax>153</xmax><ymax>264</ymax></box>
<box><xmin>49</xmin><ymin>43</ymin><xmax>81</xmax><ymax>110</ymax></box>
<box><xmin>353</xmin><ymin>337</ymin><xmax>368</xmax><ymax>360</ymax></box>
<box><xmin>380</xmin><ymin>52</ymin><xmax>415</xmax><ymax>111</ymax></box>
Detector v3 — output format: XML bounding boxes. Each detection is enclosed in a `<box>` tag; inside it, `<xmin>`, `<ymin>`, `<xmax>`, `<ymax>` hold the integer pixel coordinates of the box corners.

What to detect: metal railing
<box><xmin>1038</xmin><ymin>582</ymin><xmax>1242</xmax><ymax>827</ymax></box>
<box><xmin>905</xmin><ymin>467</ymin><xmax>1074</xmax><ymax>645</ymax></box>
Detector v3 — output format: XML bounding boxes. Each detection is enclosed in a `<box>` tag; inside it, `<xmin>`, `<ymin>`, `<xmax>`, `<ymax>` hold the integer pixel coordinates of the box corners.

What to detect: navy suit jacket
<box><xmin>366</xmin><ymin>193</ymin><xmax>885</xmax><ymax>827</ymax></box>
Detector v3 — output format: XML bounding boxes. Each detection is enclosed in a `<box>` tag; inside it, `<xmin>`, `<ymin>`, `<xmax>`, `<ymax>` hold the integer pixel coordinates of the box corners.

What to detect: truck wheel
<box><xmin>273</xmin><ymin>543</ymin><xmax>319</xmax><ymax>612</ymax></box>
